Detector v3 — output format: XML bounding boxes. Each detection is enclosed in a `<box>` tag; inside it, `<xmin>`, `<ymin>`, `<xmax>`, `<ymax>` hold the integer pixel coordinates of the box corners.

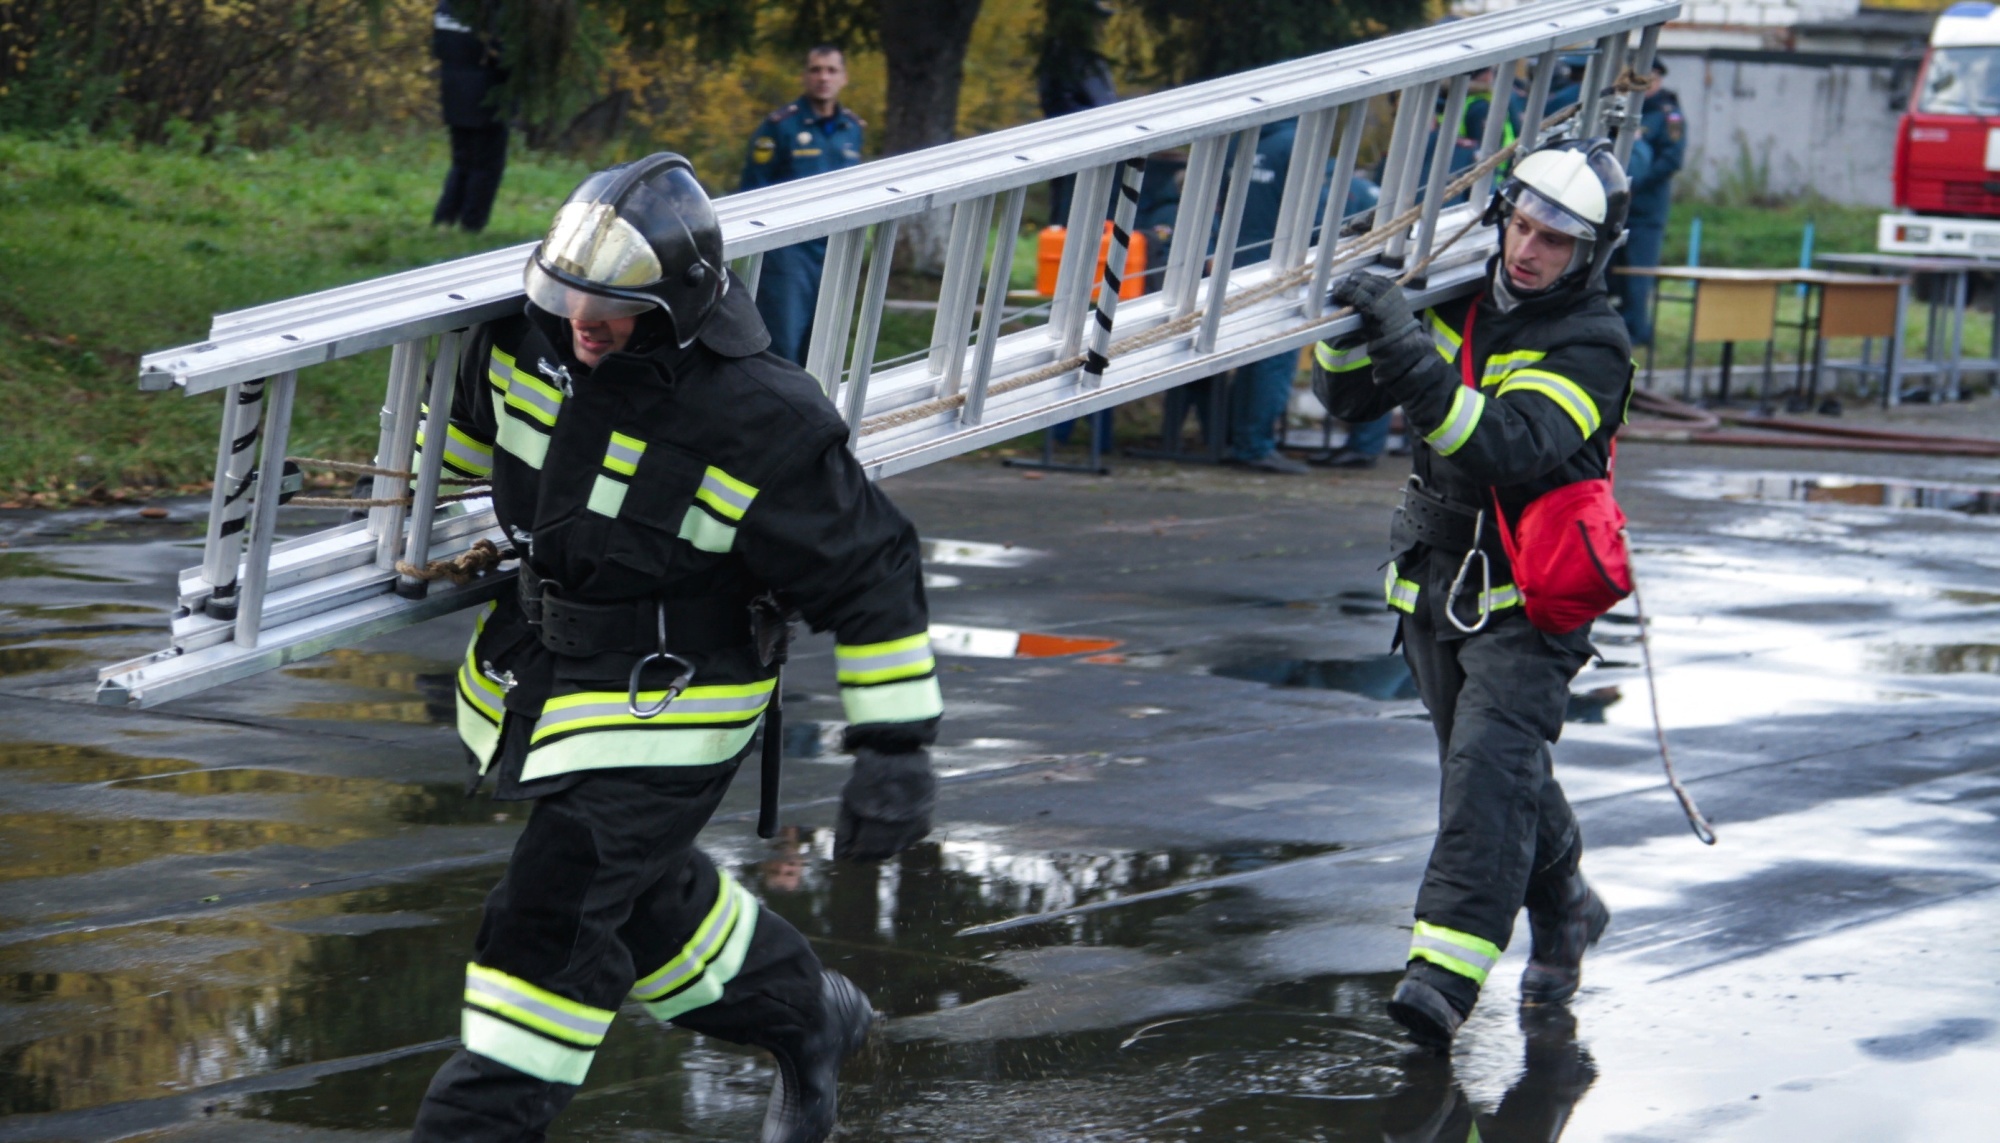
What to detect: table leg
<box><xmin>1887</xmin><ymin>279</ymin><xmax>1910</xmax><ymax>408</ymax></box>
<box><xmin>1644</xmin><ymin>275</ymin><xmax>1664</xmax><ymax>387</ymax></box>
<box><xmin>1683</xmin><ymin>281</ymin><xmax>1700</xmax><ymax>401</ymax></box>
<box><xmin>1948</xmin><ymin>268</ymin><xmax>1968</xmax><ymax>402</ymax></box>
<box><xmin>1718</xmin><ymin>341</ymin><xmax>1735</xmax><ymax>405</ymax></box>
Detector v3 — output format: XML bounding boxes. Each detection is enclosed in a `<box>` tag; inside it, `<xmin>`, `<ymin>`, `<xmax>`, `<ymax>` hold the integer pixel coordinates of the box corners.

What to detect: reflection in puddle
<box><xmin>0</xmin><ymin>551</ymin><xmax>125</xmax><ymax>582</ymax></box>
<box><xmin>0</xmin><ymin>741</ymin><xmax>193</xmax><ymax>783</ymax></box>
<box><xmin>1703</xmin><ymin>472</ymin><xmax>2000</xmax><ymax>516</ymax></box>
<box><xmin>1565</xmin><ymin>685</ymin><xmax>1624</xmax><ymax>724</ymax></box>
<box><xmin>0</xmin><ymin>811</ymin><xmax>377</xmax><ymax>882</ymax></box>
<box><xmin>0</xmin><ymin>645</ymin><xmax>89</xmax><ymax>677</ymax></box>
<box><xmin>1211</xmin><ymin>653</ymin><xmax>1417</xmax><ymax>700</ymax></box>
<box><xmin>1870</xmin><ymin>643</ymin><xmax>2000</xmax><ymax>675</ymax></box>
<box><xmin>3</xmin><ymin>602</ymin><xmax>155</xmax><ymax>622</ymax></box>
<box><xmin>282</xmin><ymin>648</ymin><xmax>456</xmax><ymax>724</ymax></box>
<box><xmin>920</xmin><ymin>539</ymin><xmax>1047</xmax><ymax>568</ymax></box>
<box><xmin>107</xmin><ymin>767</ymin><xmax>526</xmax><ymax>826</ymax></box>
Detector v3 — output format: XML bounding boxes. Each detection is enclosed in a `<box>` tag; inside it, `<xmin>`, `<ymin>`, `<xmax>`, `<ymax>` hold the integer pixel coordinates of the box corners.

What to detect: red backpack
<box><xmin>1460</xmin><ymin>301</ymin><xmax>1632</xmax><ymax>634</ymax></box>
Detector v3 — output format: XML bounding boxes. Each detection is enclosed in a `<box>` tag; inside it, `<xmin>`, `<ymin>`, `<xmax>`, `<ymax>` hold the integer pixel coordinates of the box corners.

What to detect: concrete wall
<box><xmin>1657</xmin><ymin>51</ymin><xmax>1909</xmax><ymax>206</ymax></box>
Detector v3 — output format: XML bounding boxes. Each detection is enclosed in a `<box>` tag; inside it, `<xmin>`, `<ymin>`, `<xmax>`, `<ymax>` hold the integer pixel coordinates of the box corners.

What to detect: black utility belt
<box><xmin>517</xmin><ymin>565</ymin><xmax>750</xmax><ymax>658</ymax></box>
<box><xmin>1397</xmin><ymin>479</ymin><xmax>1491</xmax><ymax>555</ymax></box>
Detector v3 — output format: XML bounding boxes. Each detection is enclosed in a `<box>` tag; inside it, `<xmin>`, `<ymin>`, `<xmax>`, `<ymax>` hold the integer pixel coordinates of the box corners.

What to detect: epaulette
<box><xmin>847</xmin><ymin>113</ymin><xmax>866</xmax><ymax>128</ymax></box>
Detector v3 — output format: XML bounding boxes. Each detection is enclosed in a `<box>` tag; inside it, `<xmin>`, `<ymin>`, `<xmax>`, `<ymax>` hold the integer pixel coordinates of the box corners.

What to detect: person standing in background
<box><xmin>741</xmin><ymin>46</ymin><xmax>865</xmax><ymax>366</ymax></box>
<box><xmin>431</xmin><ymin>0</ymin><xmax>510</xmax><ymax>232</ymax></box>
<box><xmin>1611</xmin><ymin>61</ymin><xmax>1684</xmax><ymax>348</ymax></box>
<box><xmin>1037</xmin><ymin>0</ymin><xmax>1119</xmax><ymax>226</ymax></box>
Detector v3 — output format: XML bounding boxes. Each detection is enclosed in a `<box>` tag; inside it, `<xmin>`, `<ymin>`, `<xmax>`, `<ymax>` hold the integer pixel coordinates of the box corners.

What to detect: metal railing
<box><xmin>98</xmin><ymin>0</ymin><xmax>1675</xmax><ymax>707</ymax></box>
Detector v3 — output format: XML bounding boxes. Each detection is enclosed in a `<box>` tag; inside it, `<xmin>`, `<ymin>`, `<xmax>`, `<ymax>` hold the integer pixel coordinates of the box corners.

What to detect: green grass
<box><xmin>0</xmin><ymin>127</ymin><xmax>1967</xmax><ymax>498</ymax></box>
<box><xmin>0</xmin><ymin>129</ymin><xmax>595</xmax><ymax>499</ymax></box>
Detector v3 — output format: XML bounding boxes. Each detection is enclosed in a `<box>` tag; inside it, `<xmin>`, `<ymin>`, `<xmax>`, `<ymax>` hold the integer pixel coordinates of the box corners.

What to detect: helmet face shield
<box><xmin>524</xmin><ymin>261</ymin><xmax>656</xmax><ymax>321</ymax></box>
<box><xmin>1507</xmin><ymin>184</ymin><xmax>1599</xmax><ymax>242</ymax></box>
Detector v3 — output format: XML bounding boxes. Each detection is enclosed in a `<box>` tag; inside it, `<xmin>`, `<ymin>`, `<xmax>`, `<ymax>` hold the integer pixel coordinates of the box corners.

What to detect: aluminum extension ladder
<box><xmin>96</xmin><ymin>0</ymin><xmax>1677</xmax><ymax>707</ymax></box>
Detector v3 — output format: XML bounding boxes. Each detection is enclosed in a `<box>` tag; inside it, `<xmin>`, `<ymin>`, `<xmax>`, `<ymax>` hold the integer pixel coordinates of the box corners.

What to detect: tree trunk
<box><xmin>878</xmin><ymin>0</ymin><xmax>984</xmax><ymax>274</ymax></box>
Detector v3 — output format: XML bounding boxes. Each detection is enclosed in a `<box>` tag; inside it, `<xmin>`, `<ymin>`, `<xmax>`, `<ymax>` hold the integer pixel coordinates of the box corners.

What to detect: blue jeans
<box><xmin>1613</xmin><ymin>224</ymin><xmax>1665</xmax><ymax>348</ymax></box>
<box><xmin>755</xmin><ymin>239</ymin><xmax>827</xmax><ymax>366</ymax></box>
<box><xmin>1230</xmin><ymin>351</ymin><xmax>1301</xmax><ymax>462</ymax></box>
<box><xmin>1344</xmin><ymin>411</ymin><xmax>1391</xmax><ymax>457</ymax></box>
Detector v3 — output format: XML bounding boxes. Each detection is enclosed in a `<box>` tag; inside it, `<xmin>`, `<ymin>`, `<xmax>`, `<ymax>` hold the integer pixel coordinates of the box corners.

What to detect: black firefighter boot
<box><xmin>1387</xmin><ymin>960</ymin><xmax>1480</xmax><ymax>1055</ymax></box>
<box><xmin>761</xmin><ymin>969</ymin><xmax>875</xmax><ymax>1143</ymax></box>
<box><xmin>1519</xmin><ymin>863</ymin><xmax>1611</xmax><ymax>1006</ymax></box>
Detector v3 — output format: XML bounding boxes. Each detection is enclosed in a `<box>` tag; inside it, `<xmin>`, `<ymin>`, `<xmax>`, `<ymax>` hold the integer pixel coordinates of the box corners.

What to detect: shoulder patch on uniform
<box><xmin>767</xmin><ymin>106</ymin><xmax>789</xmax><ymax>122</ymax></box>
<box><xmin>752</xmin><ymin>135</ymin><xmax>777</xmax><ymax>161</ymax></box>
<box><xmin>849</xmin><ymin>114</ymin><xmax>866</xmax><ymax>128</ymax></box>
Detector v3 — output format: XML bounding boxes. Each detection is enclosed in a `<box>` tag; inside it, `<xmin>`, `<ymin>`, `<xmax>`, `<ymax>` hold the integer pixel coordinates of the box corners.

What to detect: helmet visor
<box><xmin>1508</xmin><ymin>184</ymin><xmax>1599</xmax><ymax>242</ymax></box>
<box><xmin>524</xmin><ymin>261</ymin><xmax>655</xmax><ymax>321</ymax></box>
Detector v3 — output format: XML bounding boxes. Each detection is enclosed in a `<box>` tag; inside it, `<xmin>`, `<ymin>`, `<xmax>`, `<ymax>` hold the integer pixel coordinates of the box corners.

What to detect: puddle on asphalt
<box><xmin>0</xmin><ymin>644</ymin><xmax>90</xmax><ymax>677</ymax></box>
<box><xmin>2</xmin><ymin>601</ymin><xmax>155</xmax><ymax>622</ymax></box>
<box><xmin>0</xmin><ymin>741</ymin><xmax>194</xmax><ymax>783</ymax></box>
<box><xmin>0</xmin><ymin>550</ymin><xmax>126</xmax><ymax>582</ymax></box>
<box><xmin>281</xmin><ymin>648</ymin><xmax>457</xmax><ymax>724</ymax></box>
<box><xmin>106</xmin><ymin>767</ymin><xmax>527</xmax><ymax>827</ymax></box>
<box><xmin>920</xmin><ymin>539</ymin><xmax>1047</xmax><ymax>568</ymax></box>
<box><xmin>1698</xmin><ymin>471</ymin><xmax>2000</xmax><ymax>516</ymax></box>
<box><xmin>1869</xmin><ymin>643</ymin><xmax>2000</xmax><ymax>675</ymax></box>
<box><xmin>1211</xmin><ymin>653</ymin><xmax>1419</xmax><ymax>700</ymax></box>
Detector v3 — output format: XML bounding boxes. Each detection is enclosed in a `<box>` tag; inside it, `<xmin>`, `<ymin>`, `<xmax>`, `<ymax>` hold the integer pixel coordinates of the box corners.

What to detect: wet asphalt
<box><xmin>2</xmin><ymin>435</ymin><xmax>2000</xmax><ymax>1141</ymax></box>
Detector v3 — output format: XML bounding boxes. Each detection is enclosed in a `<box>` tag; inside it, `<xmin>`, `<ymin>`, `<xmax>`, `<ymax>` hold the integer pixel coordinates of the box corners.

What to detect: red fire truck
<box><xmin>1884</xmin><ymin>2</ymin><xmax>2000</xmax><ymax>253</ymax></box>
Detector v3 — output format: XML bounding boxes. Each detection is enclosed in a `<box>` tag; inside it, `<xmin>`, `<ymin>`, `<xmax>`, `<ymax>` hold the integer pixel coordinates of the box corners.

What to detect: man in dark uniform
<box><xmin>409</xmin><ymin>153</ymin><xmax>942</xmax><ymax>1143</ymax></box>
<box><xmin>1037</xmin><ymin>0</ymin><xmax>1119</xmax><ymax>226</ymax></box>
<box><xmin>740</xmin><ymin>46</ymin><xmax>866</xmax><ymax>365</ymax></box>
<box><xmin>1314</xmin><ymin>138</ymin><xmax>1632</xmax><ymax>1052</ymax></box>
<box><xmin>431</xmin><ymin>0</ymin><xmax>509</xmax><ymax>232</ymax></box>
<box><xmin>1612</xmin><ymin>62</ymin><xmax>1685</xmax><ymax>348</ymax></box>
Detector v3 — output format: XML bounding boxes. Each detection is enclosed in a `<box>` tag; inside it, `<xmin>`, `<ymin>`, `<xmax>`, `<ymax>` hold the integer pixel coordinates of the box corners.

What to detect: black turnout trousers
<box><xmin>434</xmin><ymin>122</ymin><xmax>508</xmax><ymax>232</ymax></box>
<box><xmin>1399</xmin><ymin>588</ymin><xmax>1594</xmax><ymax>957</ymax></box>
<box><xmin>412</xmin><ymin>760</ymin><xmax>824</xmax><ymax>1142</ymax></box>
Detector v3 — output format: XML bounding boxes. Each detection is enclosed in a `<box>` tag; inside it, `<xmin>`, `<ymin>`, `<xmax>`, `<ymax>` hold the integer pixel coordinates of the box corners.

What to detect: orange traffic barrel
<box><xmin>1036</xmin><ymin>223</ymin><xmax>1148</xmax><ymax>301</ymax></box>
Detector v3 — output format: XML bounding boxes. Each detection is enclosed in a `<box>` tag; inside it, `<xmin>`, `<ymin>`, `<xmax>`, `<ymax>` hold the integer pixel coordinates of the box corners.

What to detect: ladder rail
<box><xmin>101</xmin><ymin>0</ymin><xmax>1681</xmax><ymax>708</ymax></box>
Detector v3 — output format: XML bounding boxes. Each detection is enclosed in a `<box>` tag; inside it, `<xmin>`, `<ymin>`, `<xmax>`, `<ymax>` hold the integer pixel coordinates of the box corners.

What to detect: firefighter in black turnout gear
<box><xmin>1314</xmin><ymin>139</ymin><xmax>1632</xmax><ymax>1052</ymax></box>
<box><xmin>409</xmin><ymin>153</ymin><xmax>944</xmax><ymax>1142</ymax></box>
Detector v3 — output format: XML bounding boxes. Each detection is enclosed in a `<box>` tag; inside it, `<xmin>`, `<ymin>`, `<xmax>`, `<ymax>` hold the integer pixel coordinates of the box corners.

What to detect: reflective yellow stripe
<box><xmin>836</xmin><ymin>633</ymin><xmax>937</xmax><ymax>685</ymax></box>
<box><xmin>587</xmin><ymin>474</ymin><xmax>629</xmax><ymax>518</ymax></box>
<box><xmin>603</xmin><ymin>432</ymin><xmax>645</xmax><ymax>477</ymax></box>
<box><xmin>1427</xmin><ymin>310</ymin><xmax>1462</xmax><ymax>361</ymax></box>
<box><xmin>531</xmin><ymin>679</ymin><xmax>777</xmax><ymax>743</ymax></box>
<box><xmin>444</xmin><ymin>425</ymin><xmax>495</xmax><ymax>477</ymax></box>
<box><xmin>464</xmin><ymin>963</ymin><xmax>614</xmax><ymax>1047</ymax></box>
<box><xmin>1314</xmin><ymin>341</ymin><xmax>1372</xmax><ymax>373</ymax></box>
<box><xmin>1480</xmin><ymin>349</ymin><xmax>1546</xmax><ymax>388</ymax></box>
<box><xmin>1409</xmin><ymin>920</ymin><xmax>1502</xmax><ymax>985</ymax></box>
<box><xmin>497</xmin><ymin>414</ymin><xmax>549</xmax><ymax>469</ymax></box>
<box><xmin>521</xmin><ymin>723</ymin><xmax>764</xmax><ymax>780</ymax></box>
<box><xmin>694</xmin><ymin>466</ymin><xmax>759</xmax><ymax>522</ymax></box>
<box><xmin>1424</xmin><ymin>387</ymin><xmax>1486</xmax><ymax>457</ymax></box>
<box><xmin>1482</xmin><ymin>584</ymin><xmax>1521</xmax><ymax>612</ymax></box>
<box><xmin>678</xmin><ymin>505</ymin><xmax>737</xmax><ymax>553</ymax></box>
<box><xmin>1496</xmin><ymin>369</ymin><xmax>1602</xmax><ymax>438</ymax></box>
<box><xmin>505</xmin><ymin>371</ymin><xmax>564</xmax><ymax>426</ymax></box>
<box><xmin>636</xmin><ymin>874</ymin><xmax>761</xmax><ymax>1022</ymax></box>
<box><xmin>488</xmin><ymin>347</ymin><xmax>517</xmax><ymax>394</ymax></box>
<box><xmin>462</xmin><ymin>1008</ymin><xmax>595</xmax><ymax>1085</ymax></box>
<box><xmin>1385</xmin><ymin>564</ymin><xmax>1420</xmax><ymax>614</ymax></box>
<box><xmin>842</xmin><ymin>674</ymin><xmax>944</xmax><ymax>725</ymax></box>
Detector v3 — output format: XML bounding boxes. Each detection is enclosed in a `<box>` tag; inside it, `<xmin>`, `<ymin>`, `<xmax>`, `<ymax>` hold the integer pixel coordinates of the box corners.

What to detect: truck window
<box><xmin>1919</xmin><ymin>47</ymin><xmax>2000</xmax><ymax>116</ymax></box>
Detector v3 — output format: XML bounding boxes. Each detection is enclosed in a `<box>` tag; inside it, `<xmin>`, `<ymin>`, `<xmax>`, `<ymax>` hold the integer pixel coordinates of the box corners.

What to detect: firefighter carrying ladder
<box><xmin>96</xmin><ymin>0</ymin><xmax>1676</xmax><ymax>708</ymax></box>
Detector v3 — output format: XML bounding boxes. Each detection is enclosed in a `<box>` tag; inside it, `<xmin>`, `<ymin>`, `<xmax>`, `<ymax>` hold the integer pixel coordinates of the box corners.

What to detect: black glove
<box><xmin>836</xmin><ymin>746</ymin><xmax>936</xmax><ymax>862</ymax></box>
<box><xmin>1331</xmin><ymin>271</ymin><xmax>1420</xmax><ymax>345</ymax></box>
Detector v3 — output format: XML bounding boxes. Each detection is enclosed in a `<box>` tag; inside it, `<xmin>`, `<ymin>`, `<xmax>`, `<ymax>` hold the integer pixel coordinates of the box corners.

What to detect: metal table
<box><xmin>1816</xmin><ymin>252</ymin><xmax>2000</xmax><ymax>404</ymax></box>
<box><xmin>1617</xmin><ymin>266</ymin><xmax>1905</xmax><ymax>408</ymax></box>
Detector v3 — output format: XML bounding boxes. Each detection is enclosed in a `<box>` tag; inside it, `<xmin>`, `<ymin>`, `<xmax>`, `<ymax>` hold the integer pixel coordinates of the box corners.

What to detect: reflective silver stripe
<box><xmin>458</xmin><ymin>661</ymin><xmax>504</xmax><ymax>721</ymax></box>
<box><xmin>835</xmin><ymin>643</ymin><xmax>935</xmax><ymax>681</ymax></box>
<box><xmin>1385</xmin><ymin>564</ymin><xmax>1420</xmax><ymax>613</ymax></box>
<box><xmin>1481</xmin><ymin>349</ymin><xmax>1546</xmax><ymax>386</ymax></box>
<box><xmin>464</xmin><ymin>973</ymin><xmax>613</xmax><ymax>1044</ymax></box>
<box><xmin>540</xmin><ymin>693</ymin><xmax>772</xmax><ymax>725</ymax></box>
<box><xmin>1409</xmin><ymin>933</ymin><xmax>1497</xmax><ymax>975</ymax></box>
<box><xmin>444</xmin><ymin>428</ymin><xmax>493</xmax><ymax>476</ymax></box>
<box><xmin>1424</xmin><ymin>387</ymin><xmax>1485</xmax><ymax>456</ymax></box>
<box><xmin>1496</xmin><ymin>370</ymin><xmax>1601</xmax><ymax>438</ymax></box>
<box><xmin>506</xmin><ymin>376</ymin><xmax>563</xmax><ymax>425</ymax></box>
<box><xmin>1483</xmin><ymin>584</ymin><xmax>1521</xmax><ymax>610</ymax></box>
<box><xmin>632</xmin><ymin>875</ymin><xmax>746</xmax><ymax>1000</ymax></box>
<box><xmin>1314</xmin><ymin>341</ymin><xmax>1371</xmax><ymax>373</ymax></box>
<box><xmin>695</xmin><ymin>468</ymin><xmax>756</xmax><ymax>520</ymax></box>
<box><xmin>604</xmin><ymin>435</ymin><xmax>645</xmax><ymax>475</ymax></box>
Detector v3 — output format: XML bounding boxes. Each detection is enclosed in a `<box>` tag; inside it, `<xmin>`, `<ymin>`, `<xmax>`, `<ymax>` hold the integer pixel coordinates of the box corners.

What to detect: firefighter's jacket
<box><xmin>427</xmin><ymin>280</ymin><xmax>941</xmax><ymax>784</ymax></box>
<box><xmin>1314</xmin><ymin>260</ymin><xmax>1632</xmax><ymax>637</ymax></box>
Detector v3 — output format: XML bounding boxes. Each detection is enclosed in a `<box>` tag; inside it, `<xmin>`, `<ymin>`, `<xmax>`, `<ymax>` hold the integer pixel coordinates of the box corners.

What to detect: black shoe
<box><xmin>1520</xmin><ymin>874</ymin><xmax>1610</xmax><ymax>1006</ymax></box>
<box><xmin>762</xmin><ymin>970</ymin><xmax>874</xmax><ymax>1143</ymax></box>
<box><xmin>1388</xmin><ymin>961</ymin><xmax>1476</xmax><ymax>1055</ymax></box>
<box><xmin>1308</xmin><ymin>447</ymin><xmax>1380</xmax><ymax>469</ymax></box>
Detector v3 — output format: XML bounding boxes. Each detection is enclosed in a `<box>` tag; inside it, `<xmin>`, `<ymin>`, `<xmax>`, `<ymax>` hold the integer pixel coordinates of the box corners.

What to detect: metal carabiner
<box><xmin>628</xmin><ymin>602</ymin><xmax>695</xmax><ymax>719</ymax></box>
<box><xmin>1444</xmin><ymin>510</ymin><xmax>1493</xmax><ymax>635</ymax></box>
